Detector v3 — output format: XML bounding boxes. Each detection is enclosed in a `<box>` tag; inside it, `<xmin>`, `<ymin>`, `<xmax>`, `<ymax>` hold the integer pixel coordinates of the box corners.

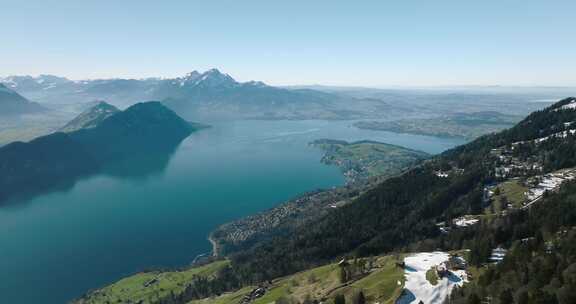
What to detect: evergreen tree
<box><xmin>334</xmin><ymin>294</ymin><xmax>346</xmax><ymax>304</ymax></box>
<box><xmin>499</xmin><ymin>289</ymin><xmax>514</xmax><ymax>304</ymax></box>
<box><xmin>467</xmin><ymin>293</ymin><xmax>481</xmax><ymax>304</ymax></box>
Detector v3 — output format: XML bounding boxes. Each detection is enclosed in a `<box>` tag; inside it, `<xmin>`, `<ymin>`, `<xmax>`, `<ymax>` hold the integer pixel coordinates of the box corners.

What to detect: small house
<box><xmin>447</xmin><ymin>254</ymin><xmax>467</xmax><ymax>270</ymax></box>
<box><xmin>437</xmin><ymin>262</ymin><xmax>448</xmax><ymax>277</ymax></box>
<box><xmin>338</xmin><ymin>258</ymin><xmax>349</xmax><ymax>267</ymax></box>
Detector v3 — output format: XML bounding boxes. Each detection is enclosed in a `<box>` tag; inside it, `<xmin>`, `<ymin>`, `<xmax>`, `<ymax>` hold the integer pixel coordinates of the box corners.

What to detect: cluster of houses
<box><xmin>453</xmin><ymin>216</ymin><xmax>479</xmax><ymax>228</ymax></box>
<box><xmin>491</xmin><ymin>147</ymin><xmax>543</xmax><ymax>180</ymax></box>
<box><xmin>437</xmin><ymin>215</ymin><xmax>480</xmax><ymax>234</ymax></box>
<box><xmin>491</xmin><ymin>120</ymin><xmax>576</xmax><ymax>180</ymax></box>
<box><xmin>143</xmin><ymin>277</ymin><xmax>159</xmax><ymax>288</ymax></box>
<box><xmin>489</xmin><ymin>247</ymin><xmax>507</xmax><ymax>264</ymax></box>
<box><xmin>434</xmin><ymin>170</ymin><xmax>449</xmax><ymax>178</ymax></box>
<box><xmin>239</xmin><ymin>286</ymin><xmax>268</xmax><ymax>304</ymax></box>
<box><xmin>484</xmin><ymin>165</ymin><xmax>576</xmax><ymax>214</ymax></box>
<box><xmin>436</xmin><ymin>254</ymin><xmax>468</xmax><ymax>277</ymax></box>
<box><xmin>437</xmin><ymin>167</ymin><xmax>575</xmax><ymax>234</ymax></box>
<box><xmin>434</xmin><ymin>168</ymin><xmax>464</xmax><ymax>179</ymax></box>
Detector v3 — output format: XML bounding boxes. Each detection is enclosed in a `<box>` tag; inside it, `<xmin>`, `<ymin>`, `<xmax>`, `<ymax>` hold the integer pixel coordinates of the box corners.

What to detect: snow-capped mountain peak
<box><xmin>173</xmin><ymin>69</ymin><xmax>237</xmax><ymax>88</ymax></box>
<box><xmin>0</xmin><ymin>74</ymin><xmax>73</xmax><ymax>91</ymax></box>
<box><xmin>183</xmin><ymin>71</ymin><xmax>201</xmax><ymax>81</ymax></box>
<box><xmin>194</xmin><ymin>69</ymin><xmax>237</xmax><ymax>87</ymax></box>
<box><xmin>244</xmin><ymin>80</ymin><xmax>267</xmax><ymax>87</ymax></box>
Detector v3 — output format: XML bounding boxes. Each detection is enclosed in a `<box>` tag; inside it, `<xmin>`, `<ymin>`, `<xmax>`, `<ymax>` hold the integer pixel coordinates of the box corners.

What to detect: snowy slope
<box><xmin>396</xmin><ymin>252</ymin><xmax>468</xmax><ymax>304</ymax></box>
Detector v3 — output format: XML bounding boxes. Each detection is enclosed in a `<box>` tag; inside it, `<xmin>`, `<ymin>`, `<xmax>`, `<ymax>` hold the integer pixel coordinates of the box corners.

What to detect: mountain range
<box><xmin>0</xmin><ymin>69</ymin><xmax>391</xmax><ymax>120</ymax></box>
<box><xmin>77</xmin><ymin>96</ymin><xmax>576</xmax><ymax>304</ymax></box>
<box><xmin>205</xmin><ymin>97</ymin><xmax>576</xmax><ymax>303</ymax></box>
<box><xmin>0</xmin><ymin>83</ymin><xmax>44</xmax><ymax>116</ymax></box>
<box><xmin>4</xmin><ymin>70</ymin><xmax>569</xmax><ymax>124</ymax></box>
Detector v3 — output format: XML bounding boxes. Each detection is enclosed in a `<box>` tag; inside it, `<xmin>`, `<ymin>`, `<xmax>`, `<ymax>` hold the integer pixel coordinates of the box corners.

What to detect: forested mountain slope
<box><xmin>228</xmin><ymin>98</ymin><xmax>576</xmax><ymax>281</ymax></box>
<box><xmin>60</xmin><ymin>101</ymin><xmax>120</xmax><ymax>132</ymax></box>
<box><xmin>78</xmin><ymin>97</ymin><xmax>576</xmax><ymax>304</ymax></box>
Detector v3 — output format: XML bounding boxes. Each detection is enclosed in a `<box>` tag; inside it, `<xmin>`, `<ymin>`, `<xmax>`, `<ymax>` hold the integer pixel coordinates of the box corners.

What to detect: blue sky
<box><xmin>1</xmin><ymin>0</ymin><xmax>575</xmax><ymax>86</ymax></box>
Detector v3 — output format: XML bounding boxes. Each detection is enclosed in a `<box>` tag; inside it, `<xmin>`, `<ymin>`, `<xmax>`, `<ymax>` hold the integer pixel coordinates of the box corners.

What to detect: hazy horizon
<box><xmin>2</xmin><ymin>1</ymin><xmax>576</xmax><ymax>87</ymax></box>
<box><xmin>3</xmin><ymin>70</ymin><xmax>576</xmax><ymax>90</ymax></box>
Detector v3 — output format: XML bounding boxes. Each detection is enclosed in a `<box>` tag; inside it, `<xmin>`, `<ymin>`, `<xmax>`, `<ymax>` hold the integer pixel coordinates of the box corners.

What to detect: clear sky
<box><xmin>1</xmin><ymin>0</ymin><xmax>575</xmax><ymax>86</ymax></box>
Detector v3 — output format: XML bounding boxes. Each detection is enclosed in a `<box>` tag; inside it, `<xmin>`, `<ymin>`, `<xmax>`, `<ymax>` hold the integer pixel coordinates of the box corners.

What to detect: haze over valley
<box><xmin>3</xmin><ymin>67</ymin><xmax>576</xmax><ymax>304</ymax></box>
<box><xmin>2</xmin><ymin>2</ymin><xmax>576</xmax><ymax>304</ymax></box>
<box><xmin>2</xmin><ymin>69</ymin><xmax>575</xmax><ymax>147</ymax></box>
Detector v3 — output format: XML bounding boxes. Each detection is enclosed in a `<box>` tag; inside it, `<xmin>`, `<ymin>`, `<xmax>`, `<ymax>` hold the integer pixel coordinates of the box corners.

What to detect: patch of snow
<box><xmin>396</xmin><ymin>252</ymin><xmax>468</xmax><ymax>304</ymax></box>
<box><xmin>453</xmin><ymin>216</ymin><xmax>479</xmax><ymax>227</ymax></box>
<box><xmin>43</xmin><ymin>83</ymin><xmax>57</xmax><ymax>90</ymax></box>
<box><xmin>534</xmin><ymin>129</ymin><xmax>576</xmax><ymax>143</ymax></box>
<box><xmin>489</xmin><ymin>247</ymin><xmax>507</xmax><ymax>263</ymax></box>
<box><xmin>552</xmin><ymin>99</ymin><xmax>576</xmax><ymax>111</ymax></box>
<box><xmin>526</xmin><ymin>169</ymin><xmax>576</xmax><ymax>201</ymax></box>
<box><xmin>559</xmin><ymin>101</ymin><xmax>576</xmax><ymax>111</ymax></box>
<box><xmin>1</xmin><ymin>78</ymin><xmax>17</xmax><ymax>88</ymax></box>
<box><xmin>434</xmin><ymin>171</ymin><xmax>449</xmax><ymax>178</ymax></box>
<box><xmin>438</xmin><ymin>226</ymin><xmax>450</xmax><ymax>234</ymax></box>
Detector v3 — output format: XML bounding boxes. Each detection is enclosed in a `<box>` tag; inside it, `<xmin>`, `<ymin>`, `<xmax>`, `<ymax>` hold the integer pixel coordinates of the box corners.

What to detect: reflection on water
<box><xmin>0</xmin><ymin>120</ymin><xmax>465</xmax><ymax>304</ymax></box>
<box><xmin>101</xmin><ymin>145</ymin><xmax>179</xmax><ymax>180</ymax></box>
<box><xmin>2</xmin><ymin>141</ymin><xmax>182</xmax><ymax>207</ymax></box>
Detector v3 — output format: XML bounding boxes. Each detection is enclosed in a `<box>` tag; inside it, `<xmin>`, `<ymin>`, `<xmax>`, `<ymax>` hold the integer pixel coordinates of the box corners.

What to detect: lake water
<box><xmin>0</xmin><ymin>120</ymin><xmax>465</xmax><ymax>304</ymax></box>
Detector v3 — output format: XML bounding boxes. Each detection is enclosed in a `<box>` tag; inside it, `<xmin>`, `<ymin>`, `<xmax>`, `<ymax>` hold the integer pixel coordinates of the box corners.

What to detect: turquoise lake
<box><xmin>0</xmin><ymin>120</ymin><xmax>465</xmax><ymax>304</ymax></box>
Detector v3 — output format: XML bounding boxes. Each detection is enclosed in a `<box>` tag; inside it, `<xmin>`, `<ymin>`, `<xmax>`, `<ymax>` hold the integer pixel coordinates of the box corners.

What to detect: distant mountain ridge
<box><xmin>60</xmin><ymin>101</ymin><xmax>120</xmax><ymax>132</ymax></box>
<box><xmin>0</xmin><ymin>101</ymin><xmax>195</xmax><ymax>204</ymax></box>
<box><xmin>1</xmin><ymin>69</ymin><xmax>391</xmax><ymax>120</ymax></box>
<box><xmin>1</xmin><ymin>74</ymin><xmax>74</xmax><ymax>91</ymax></box>
<box><xmin>0</xmin><ymin>83</ymin><xmax>44</xmax><ymax>116</ymax></box>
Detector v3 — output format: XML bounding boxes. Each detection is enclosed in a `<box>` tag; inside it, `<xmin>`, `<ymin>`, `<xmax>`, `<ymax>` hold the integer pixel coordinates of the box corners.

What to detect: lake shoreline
<box><xmin>1</xmin><ymin>119</ymin><xmax>465</xmax><ymax>304</ymax></box>
<box><xmin>208</xmin><ymin>234</ymin><xmax>220</xmax><ymax>258</ymax></box>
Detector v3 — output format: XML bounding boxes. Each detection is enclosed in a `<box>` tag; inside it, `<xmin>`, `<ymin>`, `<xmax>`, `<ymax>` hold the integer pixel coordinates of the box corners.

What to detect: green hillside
<box><xmin>76</xmin><ymin>97</ymin><xmax>576</xmax><ymax>304</ymax></box>
<box><xmin>76</xmin><ymin>261</ymin><xmax>230</xmax><ymax>304</ymax></box>
<box><xmin>77</xmin><ymin>256</ymin><xmax>405</xmax><ymax>304</ymax></box>
<box><xmin>311</xmin><ymin>139</ymin><xmax>429</xmax><ymax>183</ymax></box>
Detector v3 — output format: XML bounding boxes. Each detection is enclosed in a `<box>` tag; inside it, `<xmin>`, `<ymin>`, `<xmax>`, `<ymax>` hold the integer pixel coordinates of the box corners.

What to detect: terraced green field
<box><xmin>190</xmin><ymin>255</ymin><xmax>404</xmax><ymax>304</ymax></box>
<box><xmin>487</xmin><ymin>180</ymin><xmax>528</xmax><ymax>214</ymax></box>
<box><xmin>75</xmin><ymin>260</ymin><xmax>230</xmax><ymax>304</ymax></box>
<box><xmin>75</xmin><ymin>252</ymin><xmax>405</xmax><ymax>304</ymax></box>
<box><xmin>311</xmin><ymin>139</ymin><xmax>429</xmax><ymax>182</ymax></box>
